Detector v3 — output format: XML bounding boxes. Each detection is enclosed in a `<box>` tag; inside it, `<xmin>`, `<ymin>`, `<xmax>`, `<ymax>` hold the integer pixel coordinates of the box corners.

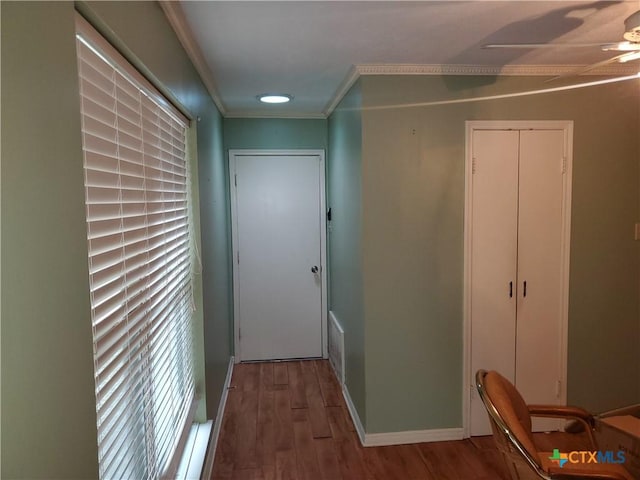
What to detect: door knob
<box><xmin>311</xmin><ymin>266</ymin><xmax>319</xmax><ymax>274</ymax></box>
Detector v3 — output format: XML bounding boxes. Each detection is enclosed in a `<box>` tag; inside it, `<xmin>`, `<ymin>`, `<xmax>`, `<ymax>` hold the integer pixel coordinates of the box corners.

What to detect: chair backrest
<box><xmin>476</xmin><ymin>370</ymin><xmax>550</xmax><ymax>480</ymax></box>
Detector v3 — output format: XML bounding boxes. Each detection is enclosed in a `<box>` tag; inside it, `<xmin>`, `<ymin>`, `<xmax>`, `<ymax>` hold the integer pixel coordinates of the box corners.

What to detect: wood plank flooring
<box><xmin>211</xmin><ymin>360</ymin><xmax>512</xmax><ymax>479</ymax></box>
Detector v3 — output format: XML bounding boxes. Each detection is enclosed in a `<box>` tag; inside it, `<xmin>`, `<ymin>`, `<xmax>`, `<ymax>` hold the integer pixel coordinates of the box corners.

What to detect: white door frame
<box><xmin>462</xmin><ymin>121</ymin><xmax>573</xmax><ymax>437</ymax></box>
<box><xmin>229</xmin><ymin>149</ymin><xmax>328</xmax><ymax>363</ymax></box>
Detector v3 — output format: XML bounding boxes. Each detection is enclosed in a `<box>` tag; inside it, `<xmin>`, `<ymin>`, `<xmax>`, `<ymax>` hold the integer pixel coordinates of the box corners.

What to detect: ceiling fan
<box><xmin>484</xmin><ymin>10</ymin><xmax>640</xmax><ymax>76</ymax></box>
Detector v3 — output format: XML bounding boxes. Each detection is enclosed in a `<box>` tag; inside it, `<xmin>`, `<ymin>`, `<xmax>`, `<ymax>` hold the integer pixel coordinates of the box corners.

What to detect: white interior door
<box><xmin>469</xmin><ymin>130</ymin><xmax>520</xmax><ymax>436</ymax></box>
<box><xmin>230</xmin><ymin>152</ymin><xmax>325</xmax><ymax>361</ymax></box>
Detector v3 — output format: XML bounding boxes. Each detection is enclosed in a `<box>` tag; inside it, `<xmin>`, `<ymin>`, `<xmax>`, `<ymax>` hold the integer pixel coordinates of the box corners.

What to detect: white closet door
<box><xmin>516</xmin><ymin>130</ymin><xmax>565</xmax><ymax>427</ymax></box>
<box><xmin>469</xmin><ymin>130</ymin><xmax>519</xmax><ymax>436</ymax></box>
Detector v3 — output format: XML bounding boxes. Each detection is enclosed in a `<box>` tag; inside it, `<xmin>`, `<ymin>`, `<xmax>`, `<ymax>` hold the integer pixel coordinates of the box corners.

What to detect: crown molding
<box><xmin>322</xmin><ymin>65</ymin><xmax>360</xmax><ymax>118</ymax></box>
<box><xmin>159</xmin><ymin>1</ymin><xmax>227</xmax><ymax>116</ymax></box>
<box><xmin>354</xmin><ymin>63</ymin><xmax>639</xmax><ymax>77</ymax></box>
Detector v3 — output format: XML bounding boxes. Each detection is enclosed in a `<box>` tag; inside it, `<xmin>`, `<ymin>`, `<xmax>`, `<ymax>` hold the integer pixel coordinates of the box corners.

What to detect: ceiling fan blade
<box><xmin>482</xmin><ymin>43</ymin><xmax>617</xmax><ymax>49</ymax></box>
<box><xmin>602</xmin><ymin>41</ymin><xmax>640</xmax><ymax>52</ymax></box>
<box><xmin>484</xmin><ymin>8</ymin><xmax>640</xmax><ymax>67</ymax></box>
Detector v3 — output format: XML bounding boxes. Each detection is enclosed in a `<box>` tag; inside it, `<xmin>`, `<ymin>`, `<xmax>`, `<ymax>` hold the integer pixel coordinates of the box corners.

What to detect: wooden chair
<box><xmin>475</xmin><ymin>370</ymin><xmax>633</xmax><ymax>480</ymax></box>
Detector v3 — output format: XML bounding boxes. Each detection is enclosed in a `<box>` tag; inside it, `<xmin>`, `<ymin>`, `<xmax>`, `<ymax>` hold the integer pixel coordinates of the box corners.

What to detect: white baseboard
<box><xmin>201</xmin><ymin>356</ymin><xmax>235</xmax><ymax>480</ymax></box>
<box><xmin>364</xmin><ymin>427</ymin><xmax>464</xmax><ymax>446</ymax></box>
<box><xmin>341</xmin><ymin>383</ymin><xmax>463</xmax><ymax>447</ymax></box>
<box><xmin>342</xmin><ymin>384</ymin><xmax>366</xmax><ymax>445</ymax></box>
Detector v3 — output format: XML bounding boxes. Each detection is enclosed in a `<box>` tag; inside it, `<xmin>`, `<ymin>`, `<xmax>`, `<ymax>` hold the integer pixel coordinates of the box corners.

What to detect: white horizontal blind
<box><xmin>76</xmin><ymin>16</ymin><xmax>194</xmax><ymax>480</ymax></box>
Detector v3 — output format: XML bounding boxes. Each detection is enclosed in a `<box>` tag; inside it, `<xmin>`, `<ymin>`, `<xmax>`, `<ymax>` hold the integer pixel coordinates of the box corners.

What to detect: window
<box><xmin>75</xmin><ymin>15</ymin><xmax>195</xmax><ymax>479</ymax></box>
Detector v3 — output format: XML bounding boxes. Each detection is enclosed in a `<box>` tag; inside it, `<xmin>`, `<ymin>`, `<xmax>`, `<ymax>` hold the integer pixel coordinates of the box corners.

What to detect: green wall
<box><xmin>359</xmin><ymin>74</ymin><xmax>640</xmax><ymax>432</ymax></box>
<box><xmin>1</xmin><ymin>3</ymin><xmax>99</xmax><ymax>477</ymax></box>
<box><xmin>327</xmin><ymin>82</ymin><xmax>367</xmax><ymax>427</ymax></box>
<box><xmin>198</xmin><ymin>108</ymin><xmax>233</xmax><ymax>418</ymax></box>
<box><xmin>1</xmin><ymin>1</ymin><xmax>230</xmax><ymax>477</ymax></box>
<box><xmin>224</xmin><ymin>117</ymin><xmax>328</xmax><ymax>151</ymax></box>
<box><xmin>361</xmin><ymin>80</ymin><xmax>465</xmax><ymax>433</ymax></box>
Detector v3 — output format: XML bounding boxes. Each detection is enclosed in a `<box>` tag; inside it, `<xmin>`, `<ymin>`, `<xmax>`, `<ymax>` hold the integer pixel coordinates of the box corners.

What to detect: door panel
<box><xmin>516</xmin><ymin>130</ymin><xmax>565</xmax><ymax>431</ymax></box>
<box><xmin>233</xmin><ymin>154</ymin><xmax>323</xmax><ymax>361</ymax></box>
<box><xmin>470</xmin><ymin>130</ymin><xmax>520</xmax><ymax>436</ymax></box>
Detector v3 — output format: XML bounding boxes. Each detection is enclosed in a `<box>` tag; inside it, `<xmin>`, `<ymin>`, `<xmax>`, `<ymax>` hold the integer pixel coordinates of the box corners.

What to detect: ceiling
<box><xmin>164</xmin><ymin>1</ymin><xmax>640</xmax><ymax>118</ymax></box>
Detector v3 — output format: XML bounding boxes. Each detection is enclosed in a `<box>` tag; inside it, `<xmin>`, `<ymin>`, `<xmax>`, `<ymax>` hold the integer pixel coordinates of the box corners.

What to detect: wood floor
<box><xmin>211</xmin><ymin>359</ymin><xmax>510</xmax><ymax>480</ymax></box>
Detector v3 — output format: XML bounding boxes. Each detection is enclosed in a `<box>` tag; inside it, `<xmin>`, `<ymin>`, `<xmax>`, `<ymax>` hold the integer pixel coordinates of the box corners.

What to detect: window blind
<box><xmin>75</xmin><ymin>16</ymin><xmax>195</xmax><ymax>480</ymax></box>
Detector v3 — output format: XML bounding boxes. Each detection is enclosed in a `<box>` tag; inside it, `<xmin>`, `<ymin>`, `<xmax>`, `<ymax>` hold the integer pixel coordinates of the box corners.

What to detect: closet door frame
<box><xmin>462</xmin><ymin>120</ymin><xmax>574</xmax><ymax>438</ymax></box>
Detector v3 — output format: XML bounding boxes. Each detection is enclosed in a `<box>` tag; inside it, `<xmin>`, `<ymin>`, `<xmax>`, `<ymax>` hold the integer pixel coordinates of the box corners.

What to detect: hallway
<box><xmin>211</xmin><ymin>360</ymin><xmax>508</xmax><ymax>479</ymax></box>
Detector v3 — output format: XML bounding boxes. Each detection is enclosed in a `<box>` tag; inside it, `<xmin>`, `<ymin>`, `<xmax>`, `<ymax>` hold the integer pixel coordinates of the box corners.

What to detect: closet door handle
<box><xmin>509</xmin><ymin>281</ymin><xmax>513</xmax><ymax>298</ymax></box>
<box><xmin>523</xmin><ymin>281</ymin><xmax>527</xmax><ymax>298</ymax></box>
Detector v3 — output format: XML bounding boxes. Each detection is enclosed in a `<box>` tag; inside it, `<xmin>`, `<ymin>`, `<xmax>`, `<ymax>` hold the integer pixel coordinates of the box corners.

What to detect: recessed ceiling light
<box><xmin>258</xmin><ymin>94</ymin><xmax>292</xmax><ymax>104</ymax></box>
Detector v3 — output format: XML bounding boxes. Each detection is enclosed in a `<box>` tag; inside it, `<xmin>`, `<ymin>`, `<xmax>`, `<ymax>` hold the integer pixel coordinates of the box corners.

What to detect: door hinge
<box><xmin>239</xmin><ymin>327</ymin><xmax>241</xmax><ymax>339</ymax></box>
<box><xmin>556</xmin><ymin>379</ymin><xmax>562</xmax><ymax>398</ymax></box>
<box><xmin>234</xmin><ymin>174</ymin><xmax>237</xmax><ymax>186</ymax></box>
<box><xmin>472</xmin><ymin>158</ymin><xmax>477</xmax><ymax>174</ymax></box>
<box><xmin>561</xmin><ymin>157</ymin><xmax>567</xmax><ymax>174</ymax></box>
<box><xmin>237</xmin><ymin>251</ymin><xmax>240</xmax><ymax>264</ymax></box>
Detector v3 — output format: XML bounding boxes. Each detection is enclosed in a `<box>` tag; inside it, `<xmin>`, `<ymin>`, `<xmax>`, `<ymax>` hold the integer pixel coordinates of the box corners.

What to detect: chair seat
<box><xmin>539</xmin><ymin>451</ymin><xmax>634</xmax><ymax>480</ymax></box>
<box><xmin>476</xmin><ymin>370</ymin><xmax>636</xmax><ymax>480</ymax></box>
